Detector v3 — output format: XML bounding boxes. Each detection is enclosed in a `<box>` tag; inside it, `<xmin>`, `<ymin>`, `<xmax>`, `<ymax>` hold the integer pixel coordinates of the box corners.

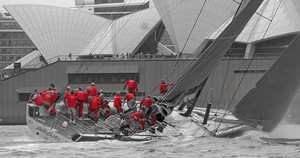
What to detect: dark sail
<box><xmin>162</xmin><ymin>0</ymin><xmax>263</xmax><ymax>103</ymax></box>
<box><xmin>234</xmin><ymin>33</ymin><xmax>300</xmax><ymax>132</ymax></box>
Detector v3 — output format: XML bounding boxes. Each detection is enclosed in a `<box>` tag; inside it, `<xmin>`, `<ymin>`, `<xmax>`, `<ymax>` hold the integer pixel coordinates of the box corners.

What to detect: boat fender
<box><xmin>62</xmin><ymin>121</ymin><xmax>68</xmax><ymax>128</ymax></box>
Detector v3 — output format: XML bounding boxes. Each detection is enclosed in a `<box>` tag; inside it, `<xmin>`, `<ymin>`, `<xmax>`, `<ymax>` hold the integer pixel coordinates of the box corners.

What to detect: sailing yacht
<box><xmin>25</xmin><ymin>0</ymin><xmax>300</xmax><ymax>142</ymax></box>
<box><xmin>26</xmin><ymin>0</ymin><xmax>270</xmax><ymax>142</ymax></box>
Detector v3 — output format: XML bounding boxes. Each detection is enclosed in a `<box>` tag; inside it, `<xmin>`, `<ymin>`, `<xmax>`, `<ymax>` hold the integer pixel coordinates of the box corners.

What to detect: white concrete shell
<box><xmin>153</xmin><ymin>0</ymin><xmax>241</xmax><ymax>54</ymax></box>
<box><xmin>4</xmin><ymin>5</ymin><xmax>111</xmax><ymax>61</ymax></box>
<box><xmin>210</xmin><ymin>0</ymin><xmax>300</xmax><ymax>43</ymax></box>
<box><xmin>80</xmin><ymin>0</ymin><xmax>161</xmax><ymax>56</ymax></box>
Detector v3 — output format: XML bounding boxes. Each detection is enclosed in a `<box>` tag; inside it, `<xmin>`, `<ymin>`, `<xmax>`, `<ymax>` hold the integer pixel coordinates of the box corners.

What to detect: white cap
<box><xmin>67</xmin><ymin>86</ymin><xmax>71</xmax><ymax>89</ymax></box>
<box><xmin>91</xmin><ymin>82</ymin><xmax>95</xmax><ymax>85</ymax></box>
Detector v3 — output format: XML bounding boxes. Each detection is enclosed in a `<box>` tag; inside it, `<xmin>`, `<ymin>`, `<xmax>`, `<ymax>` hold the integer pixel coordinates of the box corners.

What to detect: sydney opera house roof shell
<box><xmin>4</xmin><ymin>0</ymin><xmax>300</xmax><ymax>69</ymax></box>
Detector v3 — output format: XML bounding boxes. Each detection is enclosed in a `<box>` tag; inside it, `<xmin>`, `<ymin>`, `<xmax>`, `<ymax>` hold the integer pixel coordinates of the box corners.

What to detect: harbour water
<box><xmin>1</xmin><ymin>125</ymin><xmax>300</xmax><ymax>157</ymax></box>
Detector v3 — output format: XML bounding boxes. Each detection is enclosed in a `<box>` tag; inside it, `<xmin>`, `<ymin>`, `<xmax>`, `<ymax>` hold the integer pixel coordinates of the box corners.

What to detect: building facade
<box><xmin>0</xmin><ymin>13</ymin><xmax>35</xmax><ymax>70</ymax></box>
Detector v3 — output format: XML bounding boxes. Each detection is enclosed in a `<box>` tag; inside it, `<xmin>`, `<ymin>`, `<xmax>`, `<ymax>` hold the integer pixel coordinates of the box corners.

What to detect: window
<box><xmin>68</xmin><ymin>73</ymin><xmax>139</xmax><ymax>84</ymax></box>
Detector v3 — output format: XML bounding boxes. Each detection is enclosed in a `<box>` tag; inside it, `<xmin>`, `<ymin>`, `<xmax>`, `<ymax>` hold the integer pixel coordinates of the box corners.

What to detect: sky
<box><xmin>0</xmin><ymin>0</ymin><xmax>76</xmax><ymax>12</ymax></box>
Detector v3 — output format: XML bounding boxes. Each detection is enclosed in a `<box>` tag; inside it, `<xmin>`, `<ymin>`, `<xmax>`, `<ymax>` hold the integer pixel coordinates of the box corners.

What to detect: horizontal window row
<box><xmin>68</xmin><ymin>73</ymin><xmax>139</xmax><ymax>84</ymax></box>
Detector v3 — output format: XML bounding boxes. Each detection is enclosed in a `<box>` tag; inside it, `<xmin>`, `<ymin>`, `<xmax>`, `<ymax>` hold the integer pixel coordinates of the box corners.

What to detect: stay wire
<box><xmin>174</xmin><ymin>0</ymin><xmax>208</xmax><ymax>67</ymax></box>
<box><xmin>149</xmin><ymin>3</ymin><xmax>240</xmax><ymax>100</ymax></box>
<box><xmin>215</xmin><ymin>0</ymin><xmax>282</xmax><ymax>132</ymax></box>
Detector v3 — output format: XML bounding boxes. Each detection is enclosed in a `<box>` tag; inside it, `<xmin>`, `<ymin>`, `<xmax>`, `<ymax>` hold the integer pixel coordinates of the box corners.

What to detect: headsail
<box><xmin>234</xmin><ymin>33</ymin><xmax>300</xmax><ymax>132</ymax></box>
<box><xmin>161</xmin><ymin>0</ymin><xmax>263</xmax><ymax>105</ymax></box>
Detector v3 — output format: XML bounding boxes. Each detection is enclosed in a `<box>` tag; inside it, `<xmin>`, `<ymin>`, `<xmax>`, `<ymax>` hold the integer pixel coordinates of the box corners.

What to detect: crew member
<box><xmin>113</xmin><ymin>91</ymin><xmax>123</xmax><ymax>114</ymax></box>
<box><xmin>140</xmin><ymin>95</ymin><xmax>156</xmax><ymax>125</ymax></box>
<box><xmin>128</xmin><ymin>109</ymin><xmax>145</xmax><ymax>130</ymax></box>
<box><xmin>140</xmin><ymin>95</ymin><xmax>153</xmax><ymax>110</ymax></box>
<box><xmin>100</xmin><ymin>100</ymin><xmax>110</xmax><ymax>119</ymax></box>
<box><xmin>67</xmin><ymin>90</ymin><xmax>77</xmax><ymax>124</ymax></box>
<box><xmin>123</xmin><ymin>76</ymin><xmax>138</xmax><ymax>96</ymax></box>
<box><xmin>41</xmin><ymin>88</ymin><xmax>56</xmax><ymax>116</ymax></box>
<box><xmin>124</xmin><ymin>92</ymin><xmax>136</xmax><ymax>110</ymax></box>
<box><xmin>87</xmin><ymin>92</ymin><xmax>101</xmax><ymax>123</ymax></box>
<box><xmin>50</xmin><ymin>84</ymin><xmax>58</xmax><ymax>103</ymax></box>
<box><xmin>30</xmin><ymin>90</ymin><xmax>44</xmax><ymax>106</ymax></box>
<box><xmin>159</xmin><ymin>79</ymin><xmax>173</xmax><ymax>96</ymax></box>
<box><xmin>87</xmin><ymin>82</ymin><xmax>98</xmax><ymax>100</ymax></box>
<box><xmin>75</xmin><ymin>87</ymin><xmax>86</xmax><ymax>119</ymax></box>
<box><xmin>63</xmin><ymin>86</ymin><xmax>72</xmax><ymax>102</ymax></box>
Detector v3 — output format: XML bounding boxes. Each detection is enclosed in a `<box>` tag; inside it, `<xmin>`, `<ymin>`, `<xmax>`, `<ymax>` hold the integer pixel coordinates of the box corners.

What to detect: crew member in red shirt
<box><xmin>159</xmin><ymin>79</ymin><xmax>173</xmax><ymax>96</ymax></box>
<box><xmin>30</xmin><ymin>90</ymin><xmax>44</xmax><ymax>106</ymax></box>
<box><xmin>87</xmin><ymin>92</ymin><xmax>101</xmax><ymax>122</ymax></box>
<box><xmin>67</xmin><ymin>90</ymin><xmax>77</xmax><ymax>124</ymax></box>
<box><xmin>123</xmin><ymin>77</ymin><xmax>138</xmax><ymax>96</ymax></box>
<box><xmin>124</xmin><ymin>92</ymin><xmax>136</xmax><ymax>109</ymax></box>
<box><xmin>128</xmin><ymin>109</ymin><xmax>145</xmax><ymax>130</ymax></box>
<box><xmin>87</xmin><ymin>82</ymin><xmax>98</xmax><ymax>99</ymax></box>
<box><xmin>140</xmin><ymin>95</ymin><xmax>156</xmax><ymax>125</ymax></box>
<box><xmin>100</xmin><ymin>100</ymin><xmax>110</xmax><ymax>119</ymax></box>
<box><xmin>50</xmin><ymin>84</ymin><xmax>58</xmax><ymax>104</ymax></box>
<box><xmin>75</xmin><ymin>87</ymin><xmax>86</xmax><ymax>119</ymax></box>
<box><xmin>140</xmin><ymin>95</ymin><xmax>153</xmax><ymax>109</ymax></box>
<box><xmin>42</xmin><ymin>88</ymin><xmax>56</xmax><ymax>116</ymax></box>
<box><xmin>63</xmin><ymin>86</ymin><xmax>71</xmax><ymax>102</ymax></box>
<box><xmin>113</xmin><ymin>91</ymin><xmax>123</xmax><ymax>114</ymax></box>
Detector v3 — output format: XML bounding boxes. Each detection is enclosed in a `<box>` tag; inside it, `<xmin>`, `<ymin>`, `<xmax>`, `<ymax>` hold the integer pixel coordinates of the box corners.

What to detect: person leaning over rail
<box><xmin>29</xmin><ymin>90</ymin><xmax>44</xmax><ymax>106</ymax></box>
<box><xmin>41</xmin><ymin>88</ymin><xmax>56</xmax><ymax>116</ymax></box>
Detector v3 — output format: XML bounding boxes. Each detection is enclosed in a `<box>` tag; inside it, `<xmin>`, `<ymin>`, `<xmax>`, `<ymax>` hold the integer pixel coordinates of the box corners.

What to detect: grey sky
<box><xmin>0</xmin><ymin>0</ymin><xmax>75</xmax><ymax>12</ymax></box>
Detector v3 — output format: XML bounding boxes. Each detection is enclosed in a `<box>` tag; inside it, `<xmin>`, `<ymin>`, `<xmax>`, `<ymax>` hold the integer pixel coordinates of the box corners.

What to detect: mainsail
<box><xmin>234</xmin><ymin>33</ymin><xmax>300</xmax><ymax>132</ymax></box>
<box><xmin>159</xmin><ymin>0</ymin><xmax>263</xmax><ymax>108</ymax></box>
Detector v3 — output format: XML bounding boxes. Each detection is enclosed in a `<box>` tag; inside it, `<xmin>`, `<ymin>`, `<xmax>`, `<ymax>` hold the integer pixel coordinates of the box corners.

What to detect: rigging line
<box><xmin>245</xmin><ymin>0</ymin><xmax>269</xmax><ymax>43</ymax></box>
<box><xmin>196</xmin><ymin>0</ymin><xmax>269</xmax><ymax>108</ymax></box>
<box><xmin>226</xmin><ymin>0</ymin><xmax>282</xmax><ymax>111</ymax></box>
<box><xmin>57</xmin><ymin>1</ymin><xmax>136</xmax><ymax>97</ymax></box>
<box><xmin>161</xmin><ymin>1</ymin><xmax>245</xmax><ymax>99</ymax></box>
<box><xmin>200</xmin><ymin>65</ymin><xmax>217</xmax><ymax>108</ymax></box>
<box><xmin>233</xmin><ymin>0</ymin><xmax>244</xmax><ymax>18</ymax></box>
<box><xmin>69</xmin><ymin>0</ymin><xmax>140</xmax><ymax>85</ymax></box>
<box><xmin>216</xmin><ymin>57</ymin><xmax>231</xmax><ymax>110</ymax></box>
<box><xmin>106</xmin><ymin>0</ymin><xmax>185</xmax><ymax>58</ymax></box>
<box><xmin>174</xmin><ymin>0</ymin><xmax>208</xmax><ymax>67</ymax></box>
<box><xmin>95</xmin><ymin>0</ymin><xmax>149</xmax><ymax>56</ymax></box>
<box><xmin>147</xmin><ymin>1</ymin><xmax>240</xmax><ymax>97</ymax></box>
<box><xmin>89</xmin><ymin>0</ymin><xmax>135</xmax><ymax>55</ymax></box>
<box><xmin>213</xmin><ymin>1</ymin><xmax>270</xmax><ymax>105</ymax></box>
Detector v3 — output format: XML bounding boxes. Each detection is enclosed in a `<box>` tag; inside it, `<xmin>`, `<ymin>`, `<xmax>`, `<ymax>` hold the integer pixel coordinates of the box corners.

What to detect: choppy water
<box><xmin>0</xmin><ymin>125</ymin><xmax>300</xmax><ymax>158</ymax></box>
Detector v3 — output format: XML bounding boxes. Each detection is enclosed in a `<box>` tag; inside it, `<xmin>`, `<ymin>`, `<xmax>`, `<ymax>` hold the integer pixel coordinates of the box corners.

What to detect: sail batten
<box><xmin>161</xmin><ymin>0</ymin><xmax>264</xmax><ymax>103</ymax></box>
<box><xmin>234</xmin><ymin>33</ymin><xmax>300</xmax><ymax>132</ymax></box>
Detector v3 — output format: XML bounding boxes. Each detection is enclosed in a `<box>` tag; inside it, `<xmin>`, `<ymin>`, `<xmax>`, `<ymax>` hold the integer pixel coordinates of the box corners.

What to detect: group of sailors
<box><xmin>29</xmin><ymin>77</ymin><xmax>174</xmax><ymax>131</ymax></box>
